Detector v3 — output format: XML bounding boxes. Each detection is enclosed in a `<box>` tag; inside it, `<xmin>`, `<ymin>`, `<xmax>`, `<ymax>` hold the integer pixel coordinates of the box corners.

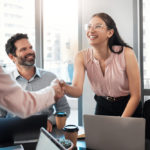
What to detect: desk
<box><xmin>21</xmin><ymin>134</ymin><xmax>150</xmax><ymax>150</ymax></box>
<box><xmin>3</xmin><ymin>127</ymin><xmax>150</xmax><ymax>150</ymax></box>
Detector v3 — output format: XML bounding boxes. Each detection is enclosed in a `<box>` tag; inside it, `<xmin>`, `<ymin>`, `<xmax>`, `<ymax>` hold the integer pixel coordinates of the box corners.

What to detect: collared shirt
<box><xmin>0</xmin><ymin>66</ymin><xmax>55</xmax><ymax>118</ymax></box>
<box><xmin>3</xmin><ymin>67</ymin><xmax>70</xmax><ymax>125</ymax></box>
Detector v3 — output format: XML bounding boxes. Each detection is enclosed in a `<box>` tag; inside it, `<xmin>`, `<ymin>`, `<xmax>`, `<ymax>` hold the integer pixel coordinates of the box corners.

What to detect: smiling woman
<box><xmin>60</xmin><ymin>12</ymin><xmax>142</xmax><ymax>118</ymax></box>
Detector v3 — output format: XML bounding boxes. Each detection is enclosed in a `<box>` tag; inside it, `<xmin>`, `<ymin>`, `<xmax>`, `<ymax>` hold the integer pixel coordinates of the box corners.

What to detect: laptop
<box><xmin>0</xmin><ymin>115</ymin><xmax>47</xmax><ymax>145</ymax></box>
<box><xmin>84</xmin><ymin>114</ymin><xmax>145</xmax><ymax>150</ymax></box>
<box><xmin>36</xmin><ymin>127</ymin><xmax>66</xmax><ymax>150</ymax></box>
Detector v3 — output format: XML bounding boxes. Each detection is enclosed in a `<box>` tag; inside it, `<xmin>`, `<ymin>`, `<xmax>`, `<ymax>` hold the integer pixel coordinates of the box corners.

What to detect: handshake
<box><xmin>51</xmin><ymin>79</ymin><xmax>66</xmax><ymax>102</ymax></box>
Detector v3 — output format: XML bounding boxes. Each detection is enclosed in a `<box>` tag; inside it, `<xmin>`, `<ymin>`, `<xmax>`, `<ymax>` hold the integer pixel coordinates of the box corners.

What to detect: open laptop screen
<box><xmin>84</xmin><ymin>115</ymin><xmax>145</xmax><ymax>150</ymax></box>
<box><xmin>36</xmin><ymin>127</ymin><xmax>66</xmax><ymax>150</ymax></box>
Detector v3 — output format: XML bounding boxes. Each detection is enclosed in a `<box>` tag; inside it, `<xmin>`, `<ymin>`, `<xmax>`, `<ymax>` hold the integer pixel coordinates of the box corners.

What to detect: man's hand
<box><xmin>59</xmin><ymin>80</ymin><xmax>68</xmax><ymax>94</ymax></box>
<box><xmin>47</xmin><ymin>120</ymin><xmax>52</xmax><ymax>132</ymax></box>
<box><xmin>51</xmin><ymin>79</ymin><xmax>64</xmax><ymax>102</ymax></box>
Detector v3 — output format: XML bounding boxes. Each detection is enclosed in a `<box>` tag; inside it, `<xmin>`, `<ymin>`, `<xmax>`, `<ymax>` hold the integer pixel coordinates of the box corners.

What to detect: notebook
<box><xmin>36</xmin><ymin>127</ymin><xmax>66</xmax><ymax>150</ymax></box>
<box><xmin>84</xmin><ymin>114</ymin><xmax>145</xmax><ymax>150</ymax></box>
<box><xmin>0</xmin><ymin>115</ymin><xmax>47</xmax><ymax>144</ymax></box>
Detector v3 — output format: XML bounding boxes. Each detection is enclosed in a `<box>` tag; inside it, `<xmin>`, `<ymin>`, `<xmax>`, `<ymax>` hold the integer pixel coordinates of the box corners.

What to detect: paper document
<box><xmin>78</xmin><ymin>126</ymin><xmax>85</xmax><ymax>139</ymax></box>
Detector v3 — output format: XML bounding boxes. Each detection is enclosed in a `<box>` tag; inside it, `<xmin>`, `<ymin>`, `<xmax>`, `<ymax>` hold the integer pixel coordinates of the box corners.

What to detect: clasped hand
<box><xmin>51</xmin><ymin>79</ymin><xmax>66</xmax><ymax>101</ymax></box>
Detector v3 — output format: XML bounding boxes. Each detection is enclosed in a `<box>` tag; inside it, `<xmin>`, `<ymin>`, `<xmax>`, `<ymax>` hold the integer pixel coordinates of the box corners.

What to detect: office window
<box><xmin>43</xmin><ymin>0</ymin><xmax>78</xmax><ymax>125</ymax></box>
<box><xmin>144</xmin><ymin>96</ymin><xmax>150</xmax><ymax>103</ymax></box>
<box><xmin>143</xmin><ymin>0</ymin><xmax>150</xmax><ymax>89</ymax></box>
<box><xmin>0</xmin><ymin>0</ymin><xmax>35</xmax><ymax>71</ymax></box>
<box><xmin>43</xmin><ymin>0</ymin><xmax>78</xmax><ymax>83</ymax></box>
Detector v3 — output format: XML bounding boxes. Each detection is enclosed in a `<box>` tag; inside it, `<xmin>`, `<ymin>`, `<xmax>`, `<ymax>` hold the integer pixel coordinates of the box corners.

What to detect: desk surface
<box><xmin>21</xmin><ymin>132</ymin><xmax>150</xmax><ymax>150</ymax></box>
<box><xmin>2</xmin><ymin>127</ymin><xmax>150</xmax><ymax>150</ymax></box>
<box><xmin>21</xmin><ymin>138</ymin><xmax>150</xmax><ymax>150</ymax></box>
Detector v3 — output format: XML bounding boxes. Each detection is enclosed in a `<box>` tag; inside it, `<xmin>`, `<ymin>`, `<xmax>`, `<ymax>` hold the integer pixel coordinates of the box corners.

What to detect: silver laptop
<box><xmin>36</xmin><ymin>127</ymin><xmax>66</xmax><ymax>150</ymax></box>
<box><xmin>84</xmin><ymin>115</ymin><xmax>145</xmax><ymax>150</ymax></box>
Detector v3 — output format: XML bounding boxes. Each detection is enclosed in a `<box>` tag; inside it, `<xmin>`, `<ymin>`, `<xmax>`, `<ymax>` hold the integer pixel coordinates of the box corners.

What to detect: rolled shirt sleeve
<box><xmin>0</xmin><ymin>66</ymin><xmax>55</xmax><ymax>118</ymax></box>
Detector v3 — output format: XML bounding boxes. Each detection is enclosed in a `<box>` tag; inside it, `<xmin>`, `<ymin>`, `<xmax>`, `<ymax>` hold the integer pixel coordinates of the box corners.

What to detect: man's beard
<box><xmin>18</xmin><ymin>54</ymin><xmax>35</xmax><ymax>67</ymax></box>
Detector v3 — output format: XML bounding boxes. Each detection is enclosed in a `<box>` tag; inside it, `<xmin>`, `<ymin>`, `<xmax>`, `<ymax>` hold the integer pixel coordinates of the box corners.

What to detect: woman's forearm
<box><xmin>64</xmin><ymin>84</ymin><xmax>83</xmax><ymax>98</ymax></box>
<box><xmin>121</xmin><ymin>96</ymin><xmax>140</xmax><ymax>117</ymax></box>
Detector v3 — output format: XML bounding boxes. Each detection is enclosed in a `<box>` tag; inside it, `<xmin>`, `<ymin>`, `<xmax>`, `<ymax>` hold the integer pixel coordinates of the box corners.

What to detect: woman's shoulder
<box><xmin>80</xmin><ymin>48</ymin><xmax>92</xmax><ymax>58</ymax></box>
<box><xmin>112</xmin><ymin>45</ymin><xmax>133</xmax><ymax>55</ymax></box>
<box><xmin>75</xmin><ymin>48</ymin><xmax>92</xmax><ymax>65</ymax></box>
<box><xmin>123</xmin><ymin>46</ymin><xmax>135</xmax><ymax>58</ymax></box>
<box><xmin>112</xmin><ymin>46</ymin><xmax>134</xmax><ymax>68</ymax></box>
<box><xmin>74</xmin><ymin>50</ymin><xmax>84</xmax><ymax>63</ymax></box>
<box><xmin>123</xmin><ymin>47</ymin><xmax>138</xmax><ymax>68</ymax></box>
<box><xmin>75</xmin><ymin>48</ymin><xmax>91</xmax><ymax>58</ymax></box>
<box><xmin>80</xmin><ymin>48</ymin><xmax>92</xmax><ymax>54</ymax></box>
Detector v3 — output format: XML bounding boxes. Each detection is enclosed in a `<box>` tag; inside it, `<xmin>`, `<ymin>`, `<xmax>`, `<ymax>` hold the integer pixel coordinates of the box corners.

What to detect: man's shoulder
<box><xmin>38</xmin><ymin>68</ymin><xmax>56</xmax><ymax>76</ymax></box>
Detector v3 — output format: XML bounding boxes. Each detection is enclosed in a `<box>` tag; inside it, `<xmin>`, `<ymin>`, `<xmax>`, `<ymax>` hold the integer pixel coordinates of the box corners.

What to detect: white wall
<box><xmin>80</xmin><ymin>0</ymin><xmax>135</xmax><ymax>116</ymax></box>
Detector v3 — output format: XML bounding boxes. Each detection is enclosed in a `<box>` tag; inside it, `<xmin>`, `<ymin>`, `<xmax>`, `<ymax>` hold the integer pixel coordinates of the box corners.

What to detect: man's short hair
<box><xmin>5</xmin><ymin>33</ymin><xmax>28</xmax><ymax>56</ymax></box>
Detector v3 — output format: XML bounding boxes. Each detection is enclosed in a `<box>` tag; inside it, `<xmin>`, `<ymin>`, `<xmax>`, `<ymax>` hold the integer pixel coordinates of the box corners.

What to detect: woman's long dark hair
<box><xmin>92</xmin><ymin>13</ymin><xmax>132</xmax><ymax>54</ymax></box>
